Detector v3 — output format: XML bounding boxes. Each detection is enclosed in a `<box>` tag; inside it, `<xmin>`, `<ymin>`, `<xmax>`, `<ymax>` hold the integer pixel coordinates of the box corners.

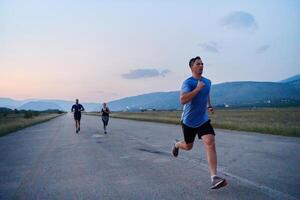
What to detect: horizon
<box><xmin>2</xmin><ymin>73</ymin><xmax>299</xmax><ymax>103</ymax></box>
<box><xmin>1</xmin><ymin>1</ymin><xmax>300</xmax><ymax>102</ymax></box>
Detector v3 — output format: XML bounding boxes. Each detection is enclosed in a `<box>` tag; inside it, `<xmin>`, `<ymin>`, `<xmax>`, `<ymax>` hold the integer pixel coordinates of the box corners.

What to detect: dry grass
<box><xmin>0</xmin><ymin>113</ymin><xmax>63</xmax><ymax>137</ymax></box>
<box><xmin>88</xmin><ymin>108</ymin><xmax>300</xmax><ymax>137</ymax></box>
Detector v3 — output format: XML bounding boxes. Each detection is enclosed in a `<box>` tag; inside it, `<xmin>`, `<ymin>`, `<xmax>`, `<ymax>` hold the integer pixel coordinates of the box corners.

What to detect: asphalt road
<box><xmin>0</xmin><ymin>113</ymin><xmax>299</xmax><ymax>200</ymax></box>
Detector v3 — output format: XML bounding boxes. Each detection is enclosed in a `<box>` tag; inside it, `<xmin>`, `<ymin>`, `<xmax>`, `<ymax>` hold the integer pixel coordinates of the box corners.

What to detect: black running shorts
<box><xmin>181</xmin><ymin>120</ymin><xmax>215</xmax><ymax>144</ymax></box>
<box><xmin>74</xmin><ymin>113</ymin><xmax>81</xmax><ymax>121</ymax></box>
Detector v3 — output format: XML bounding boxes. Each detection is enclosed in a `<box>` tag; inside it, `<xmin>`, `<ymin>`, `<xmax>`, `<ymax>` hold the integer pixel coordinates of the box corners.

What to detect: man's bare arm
<box><xmin>208</xmin><ymin>95</ymin><xmax>212</xmax><ymax>108</ymax></box>
<box><xmin>207</xmin><ymin>95</ymin><xmax>214</xmax><ymax>114</ymax></box>
<box><xmin>180</xmin><ymin>81</ymin><xmax>205</xmax><ymax>105</ymax></box>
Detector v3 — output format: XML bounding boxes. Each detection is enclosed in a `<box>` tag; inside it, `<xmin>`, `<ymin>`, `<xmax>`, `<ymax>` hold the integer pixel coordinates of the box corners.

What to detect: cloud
<box><xmin>220</xmin><ymin>11</ymin><xmax>258</xmax><ymax>32</ymax></box>
<box><xmin>198</xmin><ymin>42</ymin><xmax>219</xmax><ymax>53</ymax></box>
<box><xmin>256</xmin><ymin>44</ymin><xmax>270</xmax><ymax>54</ymax></box>
<box><xmin>122</xmin><ymin>69</ymin><xmax>171</xmax><ymax>79</ymax></box>
<box><xmin>160</xmin><ymin>69</ymin><xmax>171</xmax><ymax>77</ymax></box>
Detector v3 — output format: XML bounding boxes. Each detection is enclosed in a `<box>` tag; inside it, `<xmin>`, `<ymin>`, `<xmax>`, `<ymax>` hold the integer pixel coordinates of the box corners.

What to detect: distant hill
<box><xmin>1</xmin><ymin>74</ymin><xmax>300</xmax><ymax>111</ymax></box>
<box><xmin>108</xmin><ymin>91</ymin><xmax>180</xmax><ymax>111</ymax></box>
<box><xmin>280</xmin><ymin>74</ymin><xmax>300</xmax><ymax>83</ymax></box>
<box><xmin>0</xmin><ymin>98</ymin><xmax>25</xmax><ymax>109</ymax></box>
<box><xmin>30</xmin><ymin>99</ymin><xmax>99</xmax><ymax>112</ymax></box>
<box><xmin>0</xmin><ymin>98</ymin><xmax>100</xmax><ymax>112</ymax></box>
<box><xmin>285</xmin><ymin>80</ymin><xmax>300</xmax><ymax>90</ymax></box>
<box><xmin>108</xmin><ymin>76</ymin><xmax>300</xmax><ymax>111</ymax></box>
<box><xmin>18</xmin><ymin>101</ymin><xmax>62</xmax><ymax>111</ymax></box>
<box><xmin>211</xmin><ymin>81</ymin><xmax>300</xmax><ymax>107</ymax></box>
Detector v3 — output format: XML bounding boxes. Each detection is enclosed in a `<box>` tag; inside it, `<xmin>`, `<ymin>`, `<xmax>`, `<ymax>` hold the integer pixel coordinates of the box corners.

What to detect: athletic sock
<box><xmin>211</xmin><ymin>175</ymin><xmax>217</xmax><ymax>182</ymax></box>
<box><xmin>174</xmin><ymin>142</ymin><xmax>178</xmax><ymax>148</ymax></box>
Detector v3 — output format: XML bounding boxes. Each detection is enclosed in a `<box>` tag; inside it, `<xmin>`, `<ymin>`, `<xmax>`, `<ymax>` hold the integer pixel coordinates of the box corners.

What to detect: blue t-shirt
<box><xmin>181</xmin><ymin>76</ymin><xmax>211</xmax><ymax>128</ymax></box>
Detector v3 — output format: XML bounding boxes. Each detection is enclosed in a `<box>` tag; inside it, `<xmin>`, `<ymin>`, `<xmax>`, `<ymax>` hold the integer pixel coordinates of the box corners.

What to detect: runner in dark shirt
<box><xmin>71</xmin><ymin>99</ymin><xmax>85</xmax><ymax>133</ymax></box>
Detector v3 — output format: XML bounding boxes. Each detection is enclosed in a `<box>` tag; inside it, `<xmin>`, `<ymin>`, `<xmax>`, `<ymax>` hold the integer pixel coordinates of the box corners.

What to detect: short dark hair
<box><xmin>189</xmin><ymin>56</ymin><xmax>201</xmax><ymax>68</ymax></box>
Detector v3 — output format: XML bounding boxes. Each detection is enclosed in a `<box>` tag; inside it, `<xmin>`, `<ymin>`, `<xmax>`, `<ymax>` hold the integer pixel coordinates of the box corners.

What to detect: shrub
<box><xmin>24</xmin><ymin>111</ymin><xmax>33</xmax><ymax>118</ymax></box>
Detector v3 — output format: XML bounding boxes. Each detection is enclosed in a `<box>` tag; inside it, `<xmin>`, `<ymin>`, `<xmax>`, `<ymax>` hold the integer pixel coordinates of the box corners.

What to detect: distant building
<box><xmin>264</xmin><ymin>100</ymin><xmax>271</xmax><ymax>104</ymax></box>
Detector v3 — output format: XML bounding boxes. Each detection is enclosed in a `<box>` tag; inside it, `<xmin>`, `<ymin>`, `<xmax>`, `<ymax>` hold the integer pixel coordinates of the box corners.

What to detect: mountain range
<box><xmin>0</xmin><ymin>98</ymin><xmax>99</xmax><ymax>112</ymax></box>
<box><xmin>1</xmin><ymin>74</ymin><xmax>299</xmax><ymax>111</ymax></box>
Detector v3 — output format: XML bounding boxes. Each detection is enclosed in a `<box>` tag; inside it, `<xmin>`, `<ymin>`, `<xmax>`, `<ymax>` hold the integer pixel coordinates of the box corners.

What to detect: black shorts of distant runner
<box><xmin>74</xmin><ymin>113</ymin><xmax>81</xmax><ymax>121</ymax></box>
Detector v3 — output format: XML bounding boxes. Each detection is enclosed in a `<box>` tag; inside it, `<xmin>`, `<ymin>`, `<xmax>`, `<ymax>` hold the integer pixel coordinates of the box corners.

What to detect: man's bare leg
<box><xmin>202</xmin><ymin>134</ymin><xmax>226</xmax><ymax>189</ymax></box>
<box><xmin>172</xmin><ymin>141</ymin><xmax>193</xmax><ymax>157</ymax></box>
<box><xmin>75</xmin><ymin>120</ymin><xmax>79</xmax><ymax>133</ymax></box>
<box><xmin>201</xmin><ymin>134</ymin><xmax>217</xmax><ymax>176</ymax></box>
<box><xmin>175</xmin><ymin>141</ymin><xmax>193</xmax><ymax>151</ymax></box>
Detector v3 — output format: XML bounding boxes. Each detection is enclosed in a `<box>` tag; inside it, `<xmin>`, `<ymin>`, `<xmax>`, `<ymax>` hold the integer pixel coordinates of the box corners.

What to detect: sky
<box><xmin>1</xmin><ymin>0</ymin><xmax>300</xmax><ymax>102</ymax></box>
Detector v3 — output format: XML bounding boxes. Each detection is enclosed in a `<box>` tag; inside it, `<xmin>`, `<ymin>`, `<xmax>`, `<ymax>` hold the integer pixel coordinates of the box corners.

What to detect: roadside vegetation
<box><xmin>0</xmin><ymin>108</ymin><xmax>65</xmax><ymax>137</ymax></box>
<box><xmin>87</xmin><ymin>107</ymin><xmax>300</xmax><ymax>137</ymax></box>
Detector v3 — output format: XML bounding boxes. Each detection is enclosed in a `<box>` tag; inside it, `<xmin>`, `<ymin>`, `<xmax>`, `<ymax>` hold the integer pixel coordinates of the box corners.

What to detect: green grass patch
<box><xmin>0</xmin><ymin>113</ymin><xmax>64</xmax><ymax>137</ymax></box>
<box><xmin>87</xmin><ymin>107</ymin><xmax>300</xmax><ymax>137</ymax></box>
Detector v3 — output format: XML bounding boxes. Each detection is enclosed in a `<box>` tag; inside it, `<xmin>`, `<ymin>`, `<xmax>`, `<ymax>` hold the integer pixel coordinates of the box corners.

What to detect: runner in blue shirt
<box><xmin>172</xmin><ymin>56</ymin><xmax>227</xmax><ymax>189</ymax></box>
